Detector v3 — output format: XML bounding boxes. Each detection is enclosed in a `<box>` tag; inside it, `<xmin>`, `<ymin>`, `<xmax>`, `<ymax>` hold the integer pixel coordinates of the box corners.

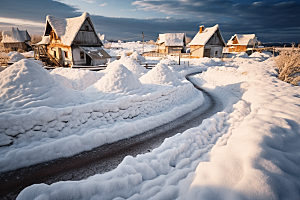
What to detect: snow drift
<box><xmin>0</xmin><ymin>59</ymin><xmax>203</xmax><ymax>172</ymax></box>
<box><xmin>140</xmin><ymin>63</ymin><xmax>182</xmax><ymax>86</ymax></box>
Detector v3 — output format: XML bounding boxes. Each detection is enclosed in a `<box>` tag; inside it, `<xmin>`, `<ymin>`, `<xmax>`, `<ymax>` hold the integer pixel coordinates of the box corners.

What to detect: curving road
<box><xmin>0</xmin><ymin>72</ymin><xmax>223</xmax><ymax>200</ymax></box>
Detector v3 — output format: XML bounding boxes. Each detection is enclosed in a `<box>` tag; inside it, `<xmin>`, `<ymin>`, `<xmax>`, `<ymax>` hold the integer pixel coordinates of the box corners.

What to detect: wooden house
<box><xmin>156</xmin><ymin>33</ymin><xmax>186</xmax><ymax>54</ymax></box>
<box><xmin>226</xmin><ymin>34</ymin><xmax>259</xmax><ymax>53</ymax></box>
<box><xmin>33</xmin><ymin>12</ymin><xmax>111</xmax><ymax>67</ymax></box>
<box><xmin>189</xmin><ymin>24</ymin><xmax>225</xmax><ymax>58</ymax></box>
<box><xmin>1</xmin><ymin>27</ymin><xmax>31</xmax><ymax>52</ymax></box>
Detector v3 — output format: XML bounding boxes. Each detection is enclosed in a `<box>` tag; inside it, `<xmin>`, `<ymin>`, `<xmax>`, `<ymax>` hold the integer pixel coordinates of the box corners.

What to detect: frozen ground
<box><xmin>15</xmin><ymin>52</ymin><xmax>300</xmax><ymax>200</ymax></box>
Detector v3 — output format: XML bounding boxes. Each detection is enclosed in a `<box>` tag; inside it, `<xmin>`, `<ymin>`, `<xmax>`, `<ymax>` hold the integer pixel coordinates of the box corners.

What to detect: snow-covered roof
<box><xmin>1</xmin><ymin>27</ymin><xmax>31</xmax><ymax>43</ymax></box>
<box><xmin>156</xmin><ymin>33</ymin><xmax>185</xmax><ymax>47</ymax></box>
<box><xmin>227</xmin><ymin>34</ymin><xmax>258</xmax><ymax>46</ymax></box>
<box><xmin>36</xmin><ymin>36</ymin><xmax>50</xmax><ymax>45</ymax></box>
<box><xmin>189</xmin><ymin>24</ymin><xmax>224</xmax><ymax>46</ymax></box>
<box><xmin>45</xmin><ymin>12</ymin><xmax>97</xmax><ymax>46</ymax></box>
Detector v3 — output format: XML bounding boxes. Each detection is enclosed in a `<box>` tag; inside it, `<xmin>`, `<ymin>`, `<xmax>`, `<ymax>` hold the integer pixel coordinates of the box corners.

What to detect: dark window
<box><xmin>85</xmin><ymin>25</ymin><xmax>89</xmax><ymax>31</ymax></box>
<box><xmin>64</xmin><ymin>51</ymin><xmax>68</xmax><ymax>58</ymax></box>
<box><xmin>54</xmin><ymin>51</ymin><xmax>56</xmax><ymax>58</ymax></box>
<box><xmin>80</xmin><ymin>51</ymin><xmax>84</xmax><ymax>59</ymax></box>
<box><xmin>215</xmin><ymin>51</ymin><xmax>218</xmax><ymax>55</ymax></box>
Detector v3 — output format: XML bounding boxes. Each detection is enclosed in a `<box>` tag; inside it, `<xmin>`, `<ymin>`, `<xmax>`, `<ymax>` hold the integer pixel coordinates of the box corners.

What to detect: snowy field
<box><xmin>104</xmin><ymin>42</ymin><xmax>155</xmax><ymax>57</ymax></box>
<box><xmin>14</xmin><ymin>51</ymin><xmax>300</xmax><ymax>200</ymax></box>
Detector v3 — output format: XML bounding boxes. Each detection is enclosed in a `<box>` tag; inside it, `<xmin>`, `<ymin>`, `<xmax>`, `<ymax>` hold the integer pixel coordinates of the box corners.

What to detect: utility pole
<box><xmin>142</xmin><ymin>31</ymin><xmax>144</xmax><ymax>53</ymax></box>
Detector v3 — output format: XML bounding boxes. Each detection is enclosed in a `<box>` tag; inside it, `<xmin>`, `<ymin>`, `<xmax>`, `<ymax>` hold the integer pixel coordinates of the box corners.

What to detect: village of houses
<box><xmin>0</xmin><ymin>12</ymin><xmax>270</xmax><ymax>69</ymax></box>
<box><xmin>1</xmin><ymin>11</ymin><xmax>300</xmax><ymax>200</ymax></box>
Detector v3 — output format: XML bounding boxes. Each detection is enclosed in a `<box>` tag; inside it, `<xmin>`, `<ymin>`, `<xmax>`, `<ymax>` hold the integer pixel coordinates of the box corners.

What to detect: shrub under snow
<box><xmin>274</xmin><ymin>50</ymin><xmax>300</xmax><ymax>86</ymax></box>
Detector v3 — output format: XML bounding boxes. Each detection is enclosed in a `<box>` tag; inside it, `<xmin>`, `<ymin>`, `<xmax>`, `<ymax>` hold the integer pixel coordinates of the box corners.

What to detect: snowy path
<box><xmin>0</xmin><ymin>72</ymin><xmax>222</xmax><ymax>200</ymax></box>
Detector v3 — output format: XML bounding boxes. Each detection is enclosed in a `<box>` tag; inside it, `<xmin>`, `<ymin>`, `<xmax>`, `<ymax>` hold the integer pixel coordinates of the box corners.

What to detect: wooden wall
<box><xmin>228</xmin><ymin>45</ymin><xmax>247</xmax><ymax>53</ymax></box>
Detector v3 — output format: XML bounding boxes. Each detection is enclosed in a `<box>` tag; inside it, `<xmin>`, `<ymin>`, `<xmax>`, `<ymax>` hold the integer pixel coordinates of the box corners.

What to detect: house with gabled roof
<box><xmin>1</xmin><ymin>27</ymin><xmax>31</xmax><ymax>52</ymax></box>
<box><xmin>156</xmin><ymin>33</ymin><xmax>186</xmax><ymax>54</ymax></box>
<box><xmin>189</xmin><ymin>24</ymin><xmax>226</xmax><ymax>58</ymax></box>
<box><xmin>33</xmin><ymin>12</ymin><xmax>111</xmax><ymax>67</ymax></box>
<box><xmin>226</xmin><ymin>34</ymin><xmax>259</xmax><ymax>53</ymax></box>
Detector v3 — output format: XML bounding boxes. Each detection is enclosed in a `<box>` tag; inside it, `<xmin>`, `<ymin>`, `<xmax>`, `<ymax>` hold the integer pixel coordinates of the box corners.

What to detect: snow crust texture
<box><xmin>0</xmin><ymin>58</ymin><xmax>203</xmax><ymax>172</ymax></box>
<box><xmin>17</xmin><ymin>52</ymin><xmax>300</xmax><ymax>200</ymax></box>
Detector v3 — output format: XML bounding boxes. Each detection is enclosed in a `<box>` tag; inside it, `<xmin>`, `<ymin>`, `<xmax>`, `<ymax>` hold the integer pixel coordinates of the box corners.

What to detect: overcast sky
<box><xmin>0</xmin><ymin>0</ymin><xmax>299</xmax><ymax>43</ymax></box>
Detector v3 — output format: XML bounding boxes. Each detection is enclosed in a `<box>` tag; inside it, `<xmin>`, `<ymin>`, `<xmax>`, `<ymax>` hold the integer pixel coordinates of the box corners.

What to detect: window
<box><xmin>80</xmin><ymin>51</ymin><xmax>84</xmax><ymax>59</ymax></box>
<box><xmin>85</xmin><ymin>25</ymin><xmax>89</xmax><ymax>31</ymax></box>
<box><xmin>64</xmin><ymin>51</ymin><xmax>68</xmax><ymax>58</ymax></box>
<box><xmin>54</xmin><ymin>51</ymin><xmax>56</xmax><ymax>58</ymax></box>
<box><xmin>215</xmin><ymin>51</ymin><xmax>218</xmax><ymax>55</ymax></box>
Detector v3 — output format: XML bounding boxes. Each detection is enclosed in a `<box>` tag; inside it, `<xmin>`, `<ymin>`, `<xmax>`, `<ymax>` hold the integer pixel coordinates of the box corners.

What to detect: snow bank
<box><xmin>0</xmin><ymin>59</ymin><xmax>79</xmax><ymax>112</ymax></box>
<box><xmin>249</xmin><ymin>51</ymin><xmax>272</xmax><ymax>58</ymax></box>
<box><xmin>235</xmin><ymin>52</ymin><xmax>249</xmax><ymax>58</ymax></box>
<box><xmin>21</xmin><ymin>51</ymin><xmax>34</xmax><ymax>58</ymax></box>
<box><xmin>182</xmin><ymin>59</ymin><xmax>300</xmax><ymax>200</ymax></box>
<box><xmin>140</xmin><ymin>63</ymin><xmax>182</xmax><ymax>86</ymax></box>
<box><xmin>0</xmin><ymin>59</ymin><xmax>203</xmax><ymax>172</ymax></box>
<box><xmin>106</xmin><ymin>56</ymin><xmax>147</xmax><ymax>78</ymax></box>
<box><xmin>130</xmin><ymin>51</ymin><xmax>146</xmax><ymax>63</ymax></box>
<box><xmin>7</xmin><ymin>52</ymin><xmax>26</xmax><ymax>63</ymax></box>
<box><xmin>51</xmin><ymin>68</ymin><xmax>105</xmax><ymax>90</ymax></box>
<box><xmin>92</xmin><ymin>63</ymin><xmax>143</xmax><ymax>93</ymax></box>
<box><xmin>17</xmin><ymin>56</ymin><xmax>300</xmax><ymax>200</ymax></box>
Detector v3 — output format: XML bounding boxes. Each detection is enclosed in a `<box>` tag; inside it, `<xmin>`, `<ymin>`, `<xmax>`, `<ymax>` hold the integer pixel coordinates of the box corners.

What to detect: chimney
<box><xmin>199</xmin><ymin>25</ymin><xmax>204</xmax><ymax>33</ymax></box>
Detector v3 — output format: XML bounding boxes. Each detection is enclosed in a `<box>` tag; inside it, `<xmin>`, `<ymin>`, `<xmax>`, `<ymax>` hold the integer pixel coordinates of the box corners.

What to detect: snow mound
<box><xmin>159</xmin><ymin>59</ymin><xmax>177</xmax><ymax>66</ymax></box>
<box><xmin>93</xmin><ymin>63</ymin><xmax>143</xmax><ymax>93</ymax></box>
<box><xmin>140</xmin><ymin>63</ymin><xmax>182</xmax><ymax>86</ymax></box>
<box><xmin>119</xmin><ymin>56</ymin><xmax>147</xmax><ymax>75</ymax></box>
<box><xmin>0</xmin><ymin>59</ymin><xmax>79</xmax><ymax>111</ymax></box>
<box><xmin>250</xmin><ymin>51</ymin><xmax>272</xmax><ymax>58</ymax></box>
<box><xmin>21</xmin><ymin>51</ymin><xmax>34</xmax><ymax>58</ymax></box>
<box><xmin>50</xmin><ymin>68</ymin><xmax>105</xmax><ymax>90</ymax></box>
<box><xmin>235</xmin><ymin>52</ymin><xmax>249</xmax><ymax>58</ymax></box>
<box><xmin>130</xmin><ymin>51</ymin><xmax>146</xmax><ymax>63</ymax></box>
<box><xmin>7</xmin><ymin>52</ymin><xmax>26</xmax><ymax>63</ymax></box>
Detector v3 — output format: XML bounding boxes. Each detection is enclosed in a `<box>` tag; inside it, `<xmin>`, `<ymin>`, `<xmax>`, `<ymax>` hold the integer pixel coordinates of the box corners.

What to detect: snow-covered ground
<box><xmin>105</xmin><ymin>41</ymin><xmax>155</xmax><ymax>57</ymax></box>
<box><xmin>0</xmin><ymin>56</ymin><xmax>203</xmax><ymax>173</ymax></box>
<box><xmin>15</xmin><ymin>51</ymin><xmax>300</xmax><ymax>200</ymax></box>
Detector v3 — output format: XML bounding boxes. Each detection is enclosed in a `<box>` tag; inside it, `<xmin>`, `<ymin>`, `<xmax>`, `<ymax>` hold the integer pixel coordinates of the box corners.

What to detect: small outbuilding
<box><xmin>1</xmin><ymin>27</ymin><xmax>31</xmax><ymax>52</ymax></box>
<box><xmin>189</xmin><ymin>24</ymin><xmax>225</xmax><ymax>58</ymax></box>
<box><xmin>33</xmin><ymin>12</ymin><xmax>111</xmax><ymax>67</ymax></box>
<box><xmin>156</xmin><ymin>33</ymin><xmax>186</xmax><ymax>54</ymax></box>
<box><xmin>226</xmin><ymin>34</ymin><xmax>259</xmax><ymax>53</ymax></box>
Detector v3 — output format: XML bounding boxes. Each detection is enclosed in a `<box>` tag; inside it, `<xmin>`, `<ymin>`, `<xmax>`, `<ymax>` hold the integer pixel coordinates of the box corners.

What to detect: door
<box><xmin>204</xmin><ymin>48</ymin><xmax>210</xmax><ymax>57</ymax></box>
<box><xmin>86</xmin><ymin>54</ymin><xmax>91</xmax><ymax>66</ymax></box>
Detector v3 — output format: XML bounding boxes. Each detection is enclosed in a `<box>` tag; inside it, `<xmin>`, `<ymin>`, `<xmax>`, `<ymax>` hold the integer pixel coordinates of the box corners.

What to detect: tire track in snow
<box><xmin>0</xmin><ymin>72</ymin><xmax>223</xmax><ymax>200</ymax></box>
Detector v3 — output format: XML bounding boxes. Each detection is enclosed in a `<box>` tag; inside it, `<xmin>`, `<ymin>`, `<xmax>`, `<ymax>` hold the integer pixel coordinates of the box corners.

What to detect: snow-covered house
<box><xmin>156</xmin><ymin>33</ymin><xmax>186</xmax><ymax>54</ymax></box>
<box><xmin>189</xmin><ymin>24</ymin><xmax>225</xmax><ymax>58</ymax></box>
<box><xmin>1</xmin><ymin>27</ymin><xmax>31</xmax><ymax>52</ymax></box>
<box><xmin>226</xmin><ymin>34</ymin><xmax>259</xmax><ymax>53</ymax></box>
<box><xmin>33</xmin><ymin>12</ymin><xmax>111</xmax><ymax>67</ymax></box>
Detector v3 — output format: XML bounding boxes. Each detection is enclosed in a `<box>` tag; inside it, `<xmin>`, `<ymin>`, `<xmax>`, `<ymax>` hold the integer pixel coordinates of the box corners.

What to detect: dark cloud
<box><xmin>0</xmin><ymin>0</ymin><xmax>80</xmax><ymax>23</ymax></box>
<box><xmin>0</xmin><ymin>0</ymin><xmax>299</xmax><ymax>42</ymax></box>
<box><xmin>131</xmin><ymin>0</ymin><xmax>300</xmax><ymax>42</ymax></box>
